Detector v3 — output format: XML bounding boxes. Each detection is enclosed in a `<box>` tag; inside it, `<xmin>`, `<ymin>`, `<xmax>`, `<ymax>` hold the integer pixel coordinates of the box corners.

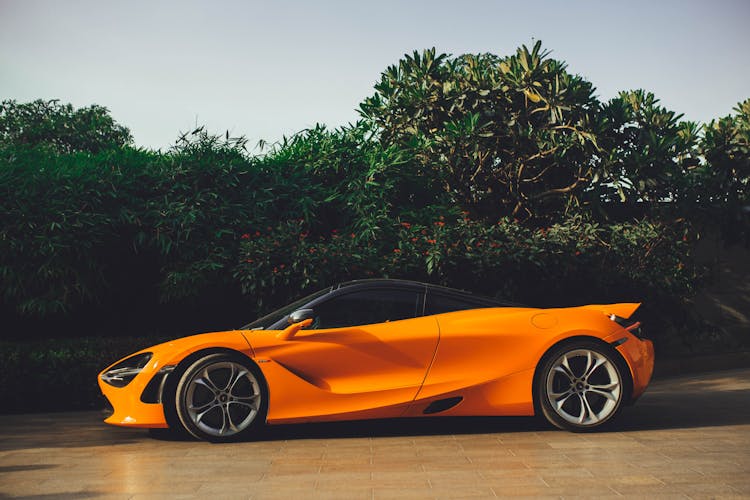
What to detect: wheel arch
<box><xmin>161</xmin><ymin>347</ymin><xmax>268</xmax><ymax>429</ymax></box>
<box><xmin>531</xmin><ymin>335</ymin><xmax>634</xmax><ymax>416</ymax></box>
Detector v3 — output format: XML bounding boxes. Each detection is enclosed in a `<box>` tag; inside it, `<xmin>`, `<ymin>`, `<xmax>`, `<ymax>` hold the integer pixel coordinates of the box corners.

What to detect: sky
<box><xmin>1</xmin><ymin>0</ymin><xmax>749</xmax><ymax>151</ymax></box>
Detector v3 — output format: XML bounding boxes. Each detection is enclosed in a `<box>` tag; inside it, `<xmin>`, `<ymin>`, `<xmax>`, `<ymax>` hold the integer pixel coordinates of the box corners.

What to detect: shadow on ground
<box><xmin>156</xmin><ymin>368</ymin><xmax>750</xmax><ymax>443</ymax></box>
<box><xmin>1</xmin><ymin>368</ymin><xmax>748</xmax><ymax>450</ymax></box>
<box><xmin>617</xmin><ymin>368</ymin><xmax>750</xmax><ymax>431</ymax></box>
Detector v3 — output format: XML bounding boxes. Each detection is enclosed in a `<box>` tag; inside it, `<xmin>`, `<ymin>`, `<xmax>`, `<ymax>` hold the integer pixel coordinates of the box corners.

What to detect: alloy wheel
<box><xmin>181</xmin><ymin>359</ymin><xmax>262</xmax><ymax>439</ymax></box>
<box><xmin>545</xmin><ymin>348</ymin><xmax>622</xmax><ymax>427</ymax></box>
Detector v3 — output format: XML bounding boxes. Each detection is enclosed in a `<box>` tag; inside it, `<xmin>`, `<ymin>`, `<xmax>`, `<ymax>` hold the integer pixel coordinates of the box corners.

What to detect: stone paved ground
<box><xmin>0</xmin><ymin>368</ymin><xmax>749</xmax><ymax>499</ymax></box>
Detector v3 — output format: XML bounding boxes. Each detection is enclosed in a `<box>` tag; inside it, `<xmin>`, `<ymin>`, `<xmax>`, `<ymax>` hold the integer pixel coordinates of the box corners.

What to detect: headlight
<box><xmin>101</xmin><ymin>352</ymin><xmax>153</xmax><ymax>388</ymax></box>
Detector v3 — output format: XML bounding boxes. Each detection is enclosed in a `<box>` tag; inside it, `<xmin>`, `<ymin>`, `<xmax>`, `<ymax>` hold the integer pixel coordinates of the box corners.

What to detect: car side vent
<box><xmin>140</xmin><ymin>366</ymin><xmax>175</xmax><ymax>404</ymax></box>
<box><xmin>423</xmin><ymin>396</ymin><xmax>463</xmax><ymax>414</ymax></box>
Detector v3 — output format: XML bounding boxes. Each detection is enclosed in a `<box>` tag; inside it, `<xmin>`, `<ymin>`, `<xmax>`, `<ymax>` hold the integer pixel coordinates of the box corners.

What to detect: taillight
<box><xmin>609</xmin><ymin>314</ymin><xmax>644</xmax><ymax>338</ymax></box>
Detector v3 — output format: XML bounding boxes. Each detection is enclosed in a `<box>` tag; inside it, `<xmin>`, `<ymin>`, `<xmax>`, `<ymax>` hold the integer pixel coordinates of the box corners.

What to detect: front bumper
<box><xmin>98</xmin><ymin>356</ymin><xmax>170</xmax><ymax>428</ymax></box>
<box><xmin>97</xmin><ymin>330</ymin><xmax>255</xmax><ymax>429</ymax></box>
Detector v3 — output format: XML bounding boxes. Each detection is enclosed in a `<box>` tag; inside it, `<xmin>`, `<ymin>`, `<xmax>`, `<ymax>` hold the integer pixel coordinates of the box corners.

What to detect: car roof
<box><xmin>335</xmin><ymin>279</ymin><xmax>516</xmax><ymax>306</ymax></box>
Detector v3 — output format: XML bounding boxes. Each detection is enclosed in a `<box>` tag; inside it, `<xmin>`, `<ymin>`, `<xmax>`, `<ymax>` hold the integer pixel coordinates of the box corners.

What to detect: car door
<box><xmin>262</xmin><ymin>287</ymin><xmax>439</xmax><ymax>420</ymax></box>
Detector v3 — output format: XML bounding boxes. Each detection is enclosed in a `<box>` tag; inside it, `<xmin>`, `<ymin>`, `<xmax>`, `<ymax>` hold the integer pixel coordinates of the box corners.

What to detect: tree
<box><xmin>701</xmin><ymin>99</ymin><xmax>750</xmax><ymax>206</ymax></box>
<box><xmin>0</xmin><ymin>99</ymin><xmax>132</xmax><ymax>153</ymax></box>
<box><xmin>597</xmin><ymin>90</ymin><xmax>700</xmax><ymax>205</ymax></box>
<box><xmin>698</xmin><ymin>99</ymin><xmax>750</xmax><ymax>242</ymax></box>
<box><xmin>359</xmin><ymin>42</ymin><xmax>601</xmax><ymax>222</ymax></box>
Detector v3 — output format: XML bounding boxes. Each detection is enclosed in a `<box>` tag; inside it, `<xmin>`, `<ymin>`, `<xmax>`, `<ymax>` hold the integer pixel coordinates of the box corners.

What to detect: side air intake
<box><xmin>423</xmin><ymin>396</ymin><xmax>463</xmax><ymax>414</ymax></box>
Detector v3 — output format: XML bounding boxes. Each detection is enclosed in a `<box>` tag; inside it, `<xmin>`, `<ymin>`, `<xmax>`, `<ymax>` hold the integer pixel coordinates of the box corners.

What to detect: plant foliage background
<box><xmin>1</xmin><ymin>42</ymin><xmax>748</xmax><ymax>411</ymax></box>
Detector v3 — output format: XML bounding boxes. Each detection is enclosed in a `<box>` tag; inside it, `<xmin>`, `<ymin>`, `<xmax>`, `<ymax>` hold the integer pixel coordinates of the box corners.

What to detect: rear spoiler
<box><xmin>580</xmin><ymin>303</ymin><xmax>641</xmax><ymax>319</ymax></box>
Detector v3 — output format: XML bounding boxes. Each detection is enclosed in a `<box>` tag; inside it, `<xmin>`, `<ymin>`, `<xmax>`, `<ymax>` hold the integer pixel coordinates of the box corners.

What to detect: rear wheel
<box><xmin>537</xmin><ymin>340</ymin><xmax>625</xmax><ymax>431</ymax></box>
<box><xmin>174</xmin><ymin>353</ymin><xmax>267</xmax><ymax>442</ymax></box>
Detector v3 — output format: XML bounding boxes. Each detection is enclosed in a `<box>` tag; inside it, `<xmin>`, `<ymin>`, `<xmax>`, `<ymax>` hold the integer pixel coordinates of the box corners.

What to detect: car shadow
<box><xmin>252</xmin><ymin>415</ymin><xmax>545</xmax><ymax>441</ymax></box>
<box><xmin>0</xmin><ymin>465</ymin><xmax>58</xmax><ymax>473</ymax></box>
<box><xmin>0</xmin><ymin>492</ymin><xmax>102</xmax><ymax>500</ymax></box>
<box><xmin>1</xmin><ymin>369</ymin><xmax>747</xmax><ymax>450</ymax></box>
<box><xmin>140</xmin><ymin>368</ymin><xmax>750</xmax><ymax>443</ymax></box>
<box><xmin>242</xmin><ymin>368</ymin><xmax>750</xmax><ymax>441</ymax></box>
<box><xmin>616</xmin><ymin>368</ymin><xmax>750</xmax><ymax>431</ymax></box>
<box><xmin>0</xmin><ymin>411</ymin><xmax>145</xmax><ymax>452</ymax></box>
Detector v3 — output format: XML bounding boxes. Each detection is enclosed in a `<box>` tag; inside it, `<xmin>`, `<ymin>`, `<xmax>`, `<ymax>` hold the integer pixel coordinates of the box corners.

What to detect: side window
<box><xmin>425</xmin><ymin>293</ymin><xmax>491</xmax><ymax>316</ymax></box>
<box><xmin>313</xmin><ymin>289</ymin><xmax>421</xmax><ymax>329</ymax></box>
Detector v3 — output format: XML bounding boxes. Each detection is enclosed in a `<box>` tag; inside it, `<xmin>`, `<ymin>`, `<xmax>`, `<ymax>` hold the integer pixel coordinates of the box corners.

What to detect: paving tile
<box><xmin>311</xmin><ymin>486</ymin><xmax>374</xmax><ymax>499</ymax></box>
<box><xmin>432</xmin><ymin>486</ymin><xmax>497</xmax><ymax>498</ymax></box>
<box><xmin>490</xmin><ymin>483</ymin><xmax>557</xmax><ymax>497</ymax></box>
<box><xmin>425</xmin><ymin>470</ymin><xmax>484</xmax><ymax>489</ymax></box>
<box><xmin>727</xmin><ymin>480</ymin><xmax>750</xmax><ymax>494</ymax></box>
<box><xmin>373</xmin><ymin>486</ymin><xmax>436</xmax><ymax>499</ymax></box>
<box><xmin>481</xmin><ymin>475</ymin><xmax>547</xmax><ymax>489</ymax></box>
<box><xmin>1</xmin><ymin>368</ymin><xmax>749</xmax><ymax>498</ymax></box>
<box><xmin>607</xmin><ymin>483</ymin><xmax>694</xmax><ymax>496</ymax></box>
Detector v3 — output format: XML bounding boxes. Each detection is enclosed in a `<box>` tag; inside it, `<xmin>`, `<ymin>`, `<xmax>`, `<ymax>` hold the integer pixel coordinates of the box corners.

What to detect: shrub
<box><xmin>2</xmin><ymin>41</ymin><xmax>746</xmax><ymax>354</ymax></box>
<box><xmin>0</xmin><ymin>336</ymin><xmax>167</xmax><ymax>413</ymax></box>
<box><xmin>0</xmin><ymin>144</ymin><xmax>163</xmax><ymax>316</ymax></box>
<box><xmin>235</xmin><ymin>214</ymin><xmax>698</xmax><ymax>330</ymax></box>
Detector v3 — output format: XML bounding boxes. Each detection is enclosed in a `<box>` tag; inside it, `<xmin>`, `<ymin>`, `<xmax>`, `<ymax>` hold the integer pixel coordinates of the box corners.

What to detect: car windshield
<box><xmin>240</xmin><ymin>286</ymin><xmax>333</xmax><ymax>330</ymax></box>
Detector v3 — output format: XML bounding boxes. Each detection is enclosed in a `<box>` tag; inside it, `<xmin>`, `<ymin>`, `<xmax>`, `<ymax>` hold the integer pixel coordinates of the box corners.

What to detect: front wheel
<box><xmin>174</xmin><ymin>353</ymin><xmax>267</xmax><ymax>442</ymax></box>
<box><xmin>537</xmin><ymin>341</ymin><xmax>626</xmax><ymax>431</ymax></box>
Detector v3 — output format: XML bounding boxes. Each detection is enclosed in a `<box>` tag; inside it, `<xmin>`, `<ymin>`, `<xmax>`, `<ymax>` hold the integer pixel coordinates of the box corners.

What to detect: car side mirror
<box><xmin>277</xmin><ymin>318</ymin><xmax>313</xmax><ymax>341</ymax></box>
<box><xmin>288</xmin><ymin>308</ymin><xmax>315</xmax><ymax>325</ymax></box>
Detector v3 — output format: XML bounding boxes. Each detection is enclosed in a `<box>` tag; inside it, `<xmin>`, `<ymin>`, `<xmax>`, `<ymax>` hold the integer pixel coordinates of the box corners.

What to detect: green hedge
<box><xmin>1</xmin><ymin>45</ymin><xmax>747</xmax><ymax>354</ymax></box>
<box><xmin>236</xmin><ymin>215</ymin><xmax>696</xmax><ymax>308</ymax></box>
<box><xmin>0</xmin><ymin>337</ymin><xmax>167</xmax><ymax>413</ymax></box>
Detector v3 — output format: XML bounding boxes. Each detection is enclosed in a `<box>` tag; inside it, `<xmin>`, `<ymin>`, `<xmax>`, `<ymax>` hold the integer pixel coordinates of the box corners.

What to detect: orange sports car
<box><xmin>99</xmin><ymin>279</ymin><xmax>654</xmax><ymax>442</ymax></box>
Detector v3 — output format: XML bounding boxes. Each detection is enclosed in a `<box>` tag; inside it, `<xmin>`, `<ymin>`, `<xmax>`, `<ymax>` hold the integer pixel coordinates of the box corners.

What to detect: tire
<box><xmin>537</xmin><ymin>340</ymin><xmax>626</xmax><ymax>431</ymax></box>
<box><xmin>174</xmin><ymin>352</ymin><xmax>268</xmax><ymax>442</ymax></box>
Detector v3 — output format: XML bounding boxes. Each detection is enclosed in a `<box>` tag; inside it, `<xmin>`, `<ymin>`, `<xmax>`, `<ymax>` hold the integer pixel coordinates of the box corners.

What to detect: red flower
<box><xmin>245</xmin><ymin>259</ymin><xmax>254</xmax><ymax>263</ymax></box>
<box><xmin>393</xmin><ymin>248</ymin><xmax>401</xmax><ymax>254</ymax></box>
<box><xmin>575</xmin><ymin>251</ymin><xmax>582</xmax><ymax>256</ymax></box>
<box><xmin>434</xmin><ymin>221</ymin><xmax>445</xmax><ymax>227</ymax></box>
<box><xmin>331</xmin><ymin>229</ymin><xmax>338</xmax><ymax>234</ymax></box>
<box><xmin>427</xmin><ymin>239</ymin><xmax>436</xmax><ymax>244</ymax></box>
<box><xmin>240</xmin><ymin>233</ymin><xmax>250</xmax><ymax>240</ymax></box>
<box><xmin>400</xmin><ymin>222</ymin><xmax>411</xmax><ymax>229</ymax></box>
